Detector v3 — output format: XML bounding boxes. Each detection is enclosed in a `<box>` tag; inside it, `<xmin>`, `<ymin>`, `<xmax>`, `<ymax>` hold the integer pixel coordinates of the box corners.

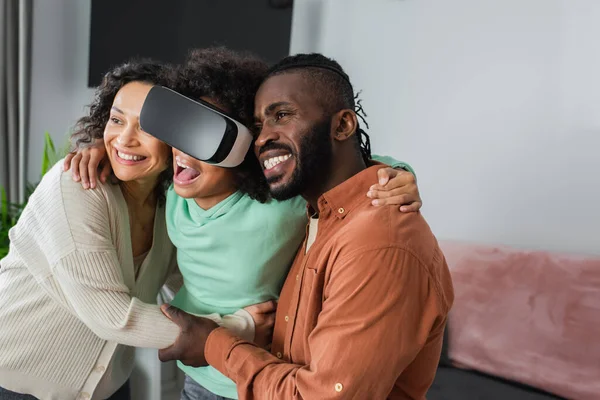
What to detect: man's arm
<box><xmin>203</xmin><ymin>247</ymin><xmax>443</xmax><ymax>400</ymax></box>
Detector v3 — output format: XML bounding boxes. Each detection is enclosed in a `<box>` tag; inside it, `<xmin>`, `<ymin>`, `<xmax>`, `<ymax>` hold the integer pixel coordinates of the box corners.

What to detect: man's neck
<box><xmin>304</xmin><ymin>153</ymin><xmax>366</xmax><ymax>211</ymax></box>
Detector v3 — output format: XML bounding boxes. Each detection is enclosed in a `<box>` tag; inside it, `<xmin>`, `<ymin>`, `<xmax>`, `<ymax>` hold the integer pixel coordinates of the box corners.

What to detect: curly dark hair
<box><xmin>71</xmin><ymin>60</ymin><xmax>176</xmax><ymax>204</ymax></box>
<box><xmin>175</xmin><ymin>47</ymin><xmax>270</xmax><ymax>203</ymax></box>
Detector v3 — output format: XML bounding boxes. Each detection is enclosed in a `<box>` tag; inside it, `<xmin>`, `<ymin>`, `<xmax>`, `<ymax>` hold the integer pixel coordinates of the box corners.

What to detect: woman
<box><xmin>67</xmin><ymin>48</ymin><xmax>423</xmax><ymax>400</ymax></box>
<box><xmin>0</xmin><ymin>61</ymin><xmax>268</xmax><ymax>400</ymax></box>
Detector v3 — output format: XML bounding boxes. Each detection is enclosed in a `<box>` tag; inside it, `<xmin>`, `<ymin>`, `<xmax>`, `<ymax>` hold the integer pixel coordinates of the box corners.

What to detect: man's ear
<box><xmin>333</xmin><ymin>109</ymin><xmax>358</xmax><ymax>142</ymax></box>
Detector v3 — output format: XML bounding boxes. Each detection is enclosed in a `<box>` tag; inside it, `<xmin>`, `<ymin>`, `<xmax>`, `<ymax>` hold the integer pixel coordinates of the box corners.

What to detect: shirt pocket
<box><xmin>299</xmin><ymin>264</ymin><xmax>326</xmax><ymax>331</ymax></box>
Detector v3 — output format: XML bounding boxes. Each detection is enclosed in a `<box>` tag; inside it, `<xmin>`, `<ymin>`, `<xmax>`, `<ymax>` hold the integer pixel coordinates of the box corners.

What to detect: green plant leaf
<box><xmin>0</xmin><ymin>132</ymin><xmax>69</xmax><ymax>261</ymax></box>
<box><xmin>41</xmin><ymin>132</ymin><xmax>57</xmax><ymax>176</ymax></box>
<box><xmin>0</xmin><ymin>186</ymin><xmax>8</xmax><ymax>226</ymax></box>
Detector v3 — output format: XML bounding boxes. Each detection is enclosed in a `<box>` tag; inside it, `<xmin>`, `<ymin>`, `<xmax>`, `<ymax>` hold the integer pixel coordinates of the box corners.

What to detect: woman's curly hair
<box><xmin>175</xmin><ymin>47</ymin><xmax>270</xmax><ymax>203</ymax></box>
<box><xmin>71</xmin><ymin>60</ymin><xmax>176</xmax><ymax>204</ymax></box>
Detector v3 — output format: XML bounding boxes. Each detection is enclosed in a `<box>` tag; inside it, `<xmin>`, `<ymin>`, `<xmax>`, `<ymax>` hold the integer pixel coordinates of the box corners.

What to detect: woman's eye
<box><xmin>110</xmin><ymin>117</ymin><xmax>122</xmax><ymax>125</ymax></box>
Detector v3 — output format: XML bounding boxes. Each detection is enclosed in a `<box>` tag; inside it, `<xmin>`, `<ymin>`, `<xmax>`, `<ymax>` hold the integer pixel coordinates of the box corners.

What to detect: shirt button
<box><xmin>94</xmin><ymin>365</ymin><xmax>106</xmax><ymax>373</ymax></box>
<box><xmin>79</xmin><ymin>392</ymin><xmax>91</xmax><ymax>400</ymax></box>
<box><xmin>338</xmin><ymin>207</ymin><xmax>345</xmax><ymax>214</ymax></box>
<box><xmin>284</xmin><ymin>315</ymin><xmax>289</xmax><ymax>322</ymax></box>
<box><xmin>276</xmin><ymin>352</ymin><xmax>283</xmax><ymax>359</ymax></box>
<box><xmin>296</xmin><ymin>274</ymin><xmax>299</xmax><ymax>281</ymax></box>
<box><xmin>335</xmin><ymin>383</ymin><xmax>343</xmax><ymax>392</ymax></box>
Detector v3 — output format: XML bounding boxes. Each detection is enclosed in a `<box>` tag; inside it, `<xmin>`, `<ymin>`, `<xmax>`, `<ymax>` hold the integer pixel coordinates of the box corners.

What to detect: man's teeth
<box><xmin>264</xmin><ymin>154</ymin><xmax>291</xmax><ymax>170</ymax></box>
<box><xmin>117</xmin><ymin>151</ymin><xmax>144</xmax><ymax>161</ymax></box>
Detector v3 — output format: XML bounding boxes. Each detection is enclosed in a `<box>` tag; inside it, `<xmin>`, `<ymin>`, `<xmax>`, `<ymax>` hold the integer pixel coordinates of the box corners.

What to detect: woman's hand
<box><xmin>244</xmin><ymin>300</ymin><xmax>277</xmax><ymax>349</ymax></box>
<box><xmin>63</xmin><ymin>139</ymin><xmax>111</xmax><ymax>189</ymax></box>
<box><xmin>367</xmin><ymin>168</ymin><xmax>422</xmax><ymax>212</ymax></box>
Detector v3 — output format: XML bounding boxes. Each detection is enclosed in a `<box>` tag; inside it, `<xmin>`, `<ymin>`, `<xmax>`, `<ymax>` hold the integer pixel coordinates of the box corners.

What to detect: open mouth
<box><xmin>116</xmin><ymin>149</ymin><xmax>147</xmax><ymax>164</ymax></box>
<box><xmin>174</xmin><ymin>157</ymin><xmax>201</xmax><ymax>185</ymax></box>
<box><xmin>263</xmin><ymin>154</ymin><xmax>292</xmax><ymax>171</ymax></box>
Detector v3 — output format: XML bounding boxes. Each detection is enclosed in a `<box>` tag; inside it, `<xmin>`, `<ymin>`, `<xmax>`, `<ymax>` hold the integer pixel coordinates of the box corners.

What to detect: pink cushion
<box><xmin>440</xmin><ymin>241</ymin><xmax>600</xmax><ymax>400</ymax></box>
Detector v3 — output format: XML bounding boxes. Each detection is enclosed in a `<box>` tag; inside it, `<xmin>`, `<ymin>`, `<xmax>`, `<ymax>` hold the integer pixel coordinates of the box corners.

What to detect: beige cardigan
<box><xmin>0</xmin><ymin>163</ymin><xmax>181</xmax><ymax>400</ymax></box>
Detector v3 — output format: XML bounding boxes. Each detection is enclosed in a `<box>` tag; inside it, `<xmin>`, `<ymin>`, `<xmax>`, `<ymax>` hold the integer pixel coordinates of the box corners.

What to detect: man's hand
<box><xmin>63</xmin><ymin>139</ymin><xmax>111</xmax><ymax>189</ymax></box>
<box><xmin>158</xmin><ymin>304</ymin><xmax>219</xmax><ymax>367</ymax></box>
<box><xmin>367</xmin><ymin>168</ymin><xmax>422</xmax><ymax>212</ymax></box>
<box><xmin>244</xmin><ymin>300</ymin><xmax>277</xmax><ymax>350</ymax></box>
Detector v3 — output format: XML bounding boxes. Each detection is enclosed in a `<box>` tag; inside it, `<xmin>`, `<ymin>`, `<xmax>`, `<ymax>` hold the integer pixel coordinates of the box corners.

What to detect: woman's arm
<box><xmin>43</xmin><ymin>170</ymin><xmax>181</xmax><ymax>349</ymax></box>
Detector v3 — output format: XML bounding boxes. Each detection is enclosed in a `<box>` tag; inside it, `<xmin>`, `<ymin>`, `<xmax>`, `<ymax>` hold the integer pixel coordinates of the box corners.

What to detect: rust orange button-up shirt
<box><xmin>206</xmin><ymin>165</ymin><xmax>454</xmax><ymax>399</ymax></box>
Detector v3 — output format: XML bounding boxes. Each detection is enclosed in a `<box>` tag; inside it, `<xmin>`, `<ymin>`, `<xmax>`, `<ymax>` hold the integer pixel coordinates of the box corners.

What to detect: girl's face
<box><xmin>172</xmin><ymin>148</ymin><xmax>237</xmax><ymax>209</ymax></box>
<box><xmin>104</xmin><ymin>81</ymin><xmax>171</xmax><ymax>185</ymax></box>
<box><xmin>171</xmin><ymin>97</ymin><xmax>237</xmax><ymax>209</ymax></box>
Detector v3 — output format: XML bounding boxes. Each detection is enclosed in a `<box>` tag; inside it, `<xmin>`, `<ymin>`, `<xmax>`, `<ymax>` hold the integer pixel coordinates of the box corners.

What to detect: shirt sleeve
<box><xmin>205</xmin><ymin>247</ymin><xmax>443</xmax><ymax>400</ymax></box>
<box><xmin>371</xmin><ymin>154</ymin><xmax>416</xmax><ymax>177</ymax></box>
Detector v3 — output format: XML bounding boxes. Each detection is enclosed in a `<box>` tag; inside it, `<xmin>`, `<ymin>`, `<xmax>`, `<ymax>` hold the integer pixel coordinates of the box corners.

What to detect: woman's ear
<box><xmin>333</xmin><ymin>109</ymin><xmax>358</xmax><ymax>142</ymax></box>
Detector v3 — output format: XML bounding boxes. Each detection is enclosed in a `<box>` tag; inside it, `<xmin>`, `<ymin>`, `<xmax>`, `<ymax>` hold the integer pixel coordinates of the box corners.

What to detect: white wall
<box><xmin>291</xmin><ymin>0</ymin><xmax>600</xmax><ymax>255</ymax></box>
<box><xmin>28</xmin><ymin>0</ymin><xmax>600</xmax><ymax>255</ymax></box>
<box><xmin>28</xmin><ymin>0</ymin><xmax>95</xmax><ymax>183</ymax></box>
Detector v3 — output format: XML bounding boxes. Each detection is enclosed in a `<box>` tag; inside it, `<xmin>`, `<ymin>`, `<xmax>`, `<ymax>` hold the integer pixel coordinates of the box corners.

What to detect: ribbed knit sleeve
<box><xmin>53</xmin><ymin>250</ymin><xmax>179</xmax><ymax>348</ymax></box>
<box><xmin>6</xmin><ymin>164</ymin><xmax>180</xmax><ymax>349</ymax></box>
<box><xmin>53</xmin><ymin>168</ymin><xmax>180</xmax><ymax>348</ymax></box>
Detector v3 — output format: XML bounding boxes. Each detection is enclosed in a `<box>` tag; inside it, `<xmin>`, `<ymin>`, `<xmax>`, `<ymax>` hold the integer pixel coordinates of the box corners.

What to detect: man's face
<box><xmin>253</xmin><ymin>73</ymin><xmax>333</xmax><ymax>201</ymax></box>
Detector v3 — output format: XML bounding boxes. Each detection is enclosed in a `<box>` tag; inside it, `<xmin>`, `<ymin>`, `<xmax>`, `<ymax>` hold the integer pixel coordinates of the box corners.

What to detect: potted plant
<box><xmin>0</xmin><ymin>133</ymin><xmax>68</xmax><ymax>258</ymax></box>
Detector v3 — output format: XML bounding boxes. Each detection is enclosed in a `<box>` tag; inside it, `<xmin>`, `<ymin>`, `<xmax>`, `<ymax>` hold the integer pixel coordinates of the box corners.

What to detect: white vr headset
<box><xmin>139</xmin><ymin>86</ymin><xmax>253</xmax><ymax>168</ymax></box>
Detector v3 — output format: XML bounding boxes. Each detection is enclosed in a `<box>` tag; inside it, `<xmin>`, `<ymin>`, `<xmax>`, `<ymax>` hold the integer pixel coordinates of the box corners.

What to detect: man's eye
<box><xmin>275</xmin><ymin>112</ymin><xmax>289</xmax><ymax>121</ymax></box>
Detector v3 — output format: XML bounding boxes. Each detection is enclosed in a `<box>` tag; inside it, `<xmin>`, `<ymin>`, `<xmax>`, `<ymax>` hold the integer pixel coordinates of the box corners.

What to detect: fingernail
<box><xmin>372</xmin><ymin>199</ymin><xmax>380</xmax><ymax>206</ymax></box>
<box><xmin>367</xmin><ymin>191</ymin><xmax>373</xmax><ymax>198</ymax></box>
<box><xmin>83</xmin><ymin>182</ymin><xmax>89</xmax><ymax>189</ymax></box>
<box><xmin>369</xmin><ymin>185</ymin><xmax>376</xmax><ymax>191</ymax></box>
<box><xmin>73</xmin><ymin>176</ymin><xmax>80</xmax><ymax>182</ymax></box>
<box><xmin>379</xmin><ymin>178</ymin><xmax>386</xmax><ymax>185</ymax></box>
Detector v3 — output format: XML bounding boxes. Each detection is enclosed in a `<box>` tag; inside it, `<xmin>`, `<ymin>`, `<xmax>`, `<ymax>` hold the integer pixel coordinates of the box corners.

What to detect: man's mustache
<box><xmin>257</xmin><ymin>142</ymin><xmax>293</xmax><ymax>156</ymax></box>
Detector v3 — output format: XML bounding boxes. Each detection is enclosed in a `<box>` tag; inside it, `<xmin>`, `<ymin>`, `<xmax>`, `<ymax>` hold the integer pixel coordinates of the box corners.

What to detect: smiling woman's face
<box><xmin>104</xmin><ymin>81</ymin><xmax>171</xmax><ymax>184</ymax></box>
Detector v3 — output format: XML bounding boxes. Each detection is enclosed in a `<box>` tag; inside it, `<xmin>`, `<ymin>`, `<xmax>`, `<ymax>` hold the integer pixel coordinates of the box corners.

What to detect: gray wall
<box><xmin>290</xmin><ymin>0</ymin><xmax>600</xmax><ymax>255</ymax></box>
<box><xmin>28</xmin><ymin>0</ymin><xmax>600</xmax><ymax>255</ymax></box>
<box><xmin>28</xmin><ymin>0</ymin><xmax>94</xmax><ymax>182</ymax></box>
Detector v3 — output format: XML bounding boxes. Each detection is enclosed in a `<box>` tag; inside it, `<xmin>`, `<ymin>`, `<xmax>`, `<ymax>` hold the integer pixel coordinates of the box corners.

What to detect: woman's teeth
<box><xmin>117</xmin><ymin>151</ymin><xmax>145</xmax><ymax>161</ymax></box>
<box><xmin>264</xmin><ymin>154</ymin><xmax>291</xmax><ymax>170</ymax></box>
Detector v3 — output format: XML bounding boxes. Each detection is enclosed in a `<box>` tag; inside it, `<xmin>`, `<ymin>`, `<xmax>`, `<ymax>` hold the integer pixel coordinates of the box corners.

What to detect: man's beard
<box><xmin>269</xmin><ymin>117</ymin><xmax>333</xmax><ymax>201</ymax></box>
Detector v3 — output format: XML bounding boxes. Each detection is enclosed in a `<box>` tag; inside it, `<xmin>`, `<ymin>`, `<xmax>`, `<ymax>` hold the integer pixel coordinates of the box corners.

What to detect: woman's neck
<box><xmin>120</xmin><ymin>180</ymin><xmax>158</xmax><ymax>209</ymax></box>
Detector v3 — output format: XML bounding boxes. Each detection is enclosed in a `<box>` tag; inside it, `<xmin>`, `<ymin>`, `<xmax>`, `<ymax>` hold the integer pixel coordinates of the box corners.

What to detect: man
<box><xmin>159</xmin><ymin>53</ymin><xmax>454</xmax><ymax>399</ymax></box>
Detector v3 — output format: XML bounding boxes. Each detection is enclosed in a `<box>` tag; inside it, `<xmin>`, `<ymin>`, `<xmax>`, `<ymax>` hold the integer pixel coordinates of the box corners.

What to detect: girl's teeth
<box><xmin>175</xmin><ymin>156</ymin><xmax>189</xmax><ymax>169</ymax></box>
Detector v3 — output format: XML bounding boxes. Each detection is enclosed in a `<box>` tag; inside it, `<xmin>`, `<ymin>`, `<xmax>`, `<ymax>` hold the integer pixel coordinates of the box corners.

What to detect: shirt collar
<box><xmin>313</xmin><ymin>165</ymin><xmax>382</xmax><ymax>220</ymax></box>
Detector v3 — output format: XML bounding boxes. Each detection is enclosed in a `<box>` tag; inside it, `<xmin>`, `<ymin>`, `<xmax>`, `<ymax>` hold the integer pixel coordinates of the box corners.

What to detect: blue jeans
<box><xmin>180</xmin><ymin>375</ymin><xmax>235</xmax><ymax>400</ymax></box>
<box><xmin>0</xmin><ymin>386</ymin><xmax>37</xmax><ymax>400</ymax></box>
<box><xmin>0</xmin><ymin>381</ymin><xmax>129</xmax><ymax>400</ymax></box>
